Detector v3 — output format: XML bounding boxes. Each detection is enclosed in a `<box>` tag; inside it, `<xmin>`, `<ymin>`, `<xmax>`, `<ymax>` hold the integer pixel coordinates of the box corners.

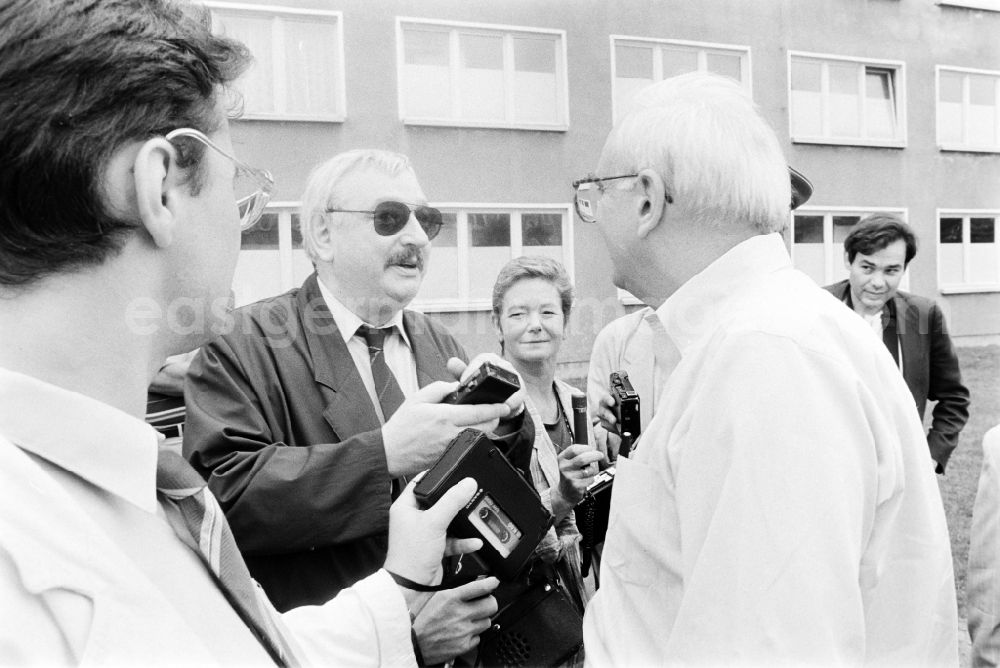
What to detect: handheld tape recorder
<box><xmin>414</xmin><ymin>428</ymin><xmax>551</xmax><ymax>580</ymax></box>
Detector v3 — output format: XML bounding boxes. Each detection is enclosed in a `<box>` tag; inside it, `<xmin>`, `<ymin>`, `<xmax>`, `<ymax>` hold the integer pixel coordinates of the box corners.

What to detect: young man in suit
<box><xmin>824</xmin><ymin>213</ymin><xmax>970</xmax><ymax>473</ymax></box>
<box><xmin>183</xmin><ymin>149</ymin><xmax>533</xmax><ymax>665</ymax></box>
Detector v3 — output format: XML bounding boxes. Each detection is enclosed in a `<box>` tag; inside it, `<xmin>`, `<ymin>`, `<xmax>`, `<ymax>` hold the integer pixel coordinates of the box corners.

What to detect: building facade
<box><xmin>208</xmin><ymin>0</ymin><xmax>1000</xmax><ymax>375</ymax></box>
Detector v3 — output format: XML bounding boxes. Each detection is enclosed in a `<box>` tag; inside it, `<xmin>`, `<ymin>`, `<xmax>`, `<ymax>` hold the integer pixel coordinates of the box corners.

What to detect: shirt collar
<box><xmin>0</xmin><ymin>368</ymin><xmax>159</xmax><ymax>513</ymax></box>
<box><xmin>316</xmin><ymin>276</ymin><xmax>411</xmax><ymax>349</ymax></box>
<box><xmin>841</xmin><ymin>290</ymin><xmax>885</xmax><ymax>327</ymax></box>
<box><xmin>656</xmin><ymin>233</ymin><xmax>792</xmax><ymax>353</ymax></box>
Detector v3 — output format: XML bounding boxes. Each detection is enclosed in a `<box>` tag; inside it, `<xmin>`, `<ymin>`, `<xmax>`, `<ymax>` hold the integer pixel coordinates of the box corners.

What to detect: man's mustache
<box><xmin>384</xmin><ymin>246</ymin><xmax>426</xmax><ymax>271</ymax></box>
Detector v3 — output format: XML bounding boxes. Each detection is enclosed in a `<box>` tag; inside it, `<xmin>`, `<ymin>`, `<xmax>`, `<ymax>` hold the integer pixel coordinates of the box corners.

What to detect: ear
<box><xmin>491</xmin><ymin>312</ymin><xmax>506</xmax><ymax>344</ymax></box>
<box><xmin>843</xmin><ymin>251</ymin><xmax>851</xmax><ymax>270</ymax></box>
<box><xmin>133</xmin><ymin>138</ymin><xmax>182</xmax><ymax>249</ymax></box>
<box><xmin>634</xmin><ymin>168</ymin><xmax>668</xmax><ymax>239</ymax></box>
<box><xmin>308</xmin><ymin>212</ymin><xmax>337</xmax><ymax>263</ymax></box>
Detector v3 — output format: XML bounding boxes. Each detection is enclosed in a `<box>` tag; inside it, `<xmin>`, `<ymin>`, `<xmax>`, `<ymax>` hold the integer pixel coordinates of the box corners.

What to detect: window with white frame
<box><xmin>612</xmin><ymin>37</ymin><xmax>750</xmax><ymax>122</ymax></box>
<box><xmin>937</xmin><ymin>67</ymin><xmax>1000</xmax><ymax>152</ymax></box>
<box><xmin>938</xmin><ymin>211</ymin><xmax>1000</xmax><ymax>292</ymax></box>
<box><xmin>414</xmin><ymin>205</ymin><xmax>573</xmax><ymax>310</ymax></box>
<box><xmin>789</xmin><ymin>53</ymin><xmax>906</xmax><ymax>147</ymax></box>
<box><xmin>231</xmin><ymin>204</ymin><xmax>313</xmax><ymax>307</ymax></box>
<box><xmin>791</xmin><ymin>208</ymin><xmax>910</xmax><ymax>287</ymax></box>
<box><xmin>396</xmin><ymin>18</ymin><xmax>568</xmax><ymax>130</ymax></box>
<box><xmin>207</xmin><ymin>3</ymin><xmax>345</xmax><ymax>122</ymax></box>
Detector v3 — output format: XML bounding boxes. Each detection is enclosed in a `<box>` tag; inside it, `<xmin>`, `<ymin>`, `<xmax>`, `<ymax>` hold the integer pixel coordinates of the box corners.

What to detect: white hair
<box><xmin>299</xmin><ymin>149</ymin><xmax>414</xmax><ymax>263</ymax></box>
<box><xmin>600</xmin><ymin>72</ymin><xmax>790</xmax><ymax>233</ymax></box>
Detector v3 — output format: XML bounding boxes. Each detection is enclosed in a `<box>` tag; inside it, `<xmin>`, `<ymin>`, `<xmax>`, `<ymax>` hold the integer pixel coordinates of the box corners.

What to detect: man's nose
<box><xmin>526</xmin><ymin>311</ymin><xmax>542</xmax><ymax>329</ymax></box>
<box><xmin>398</xmin><ymin>210</ymin><xmax>430</xmax><ymax>247</ymax></box>
<box><xmin>870</xmin><ymin>273</ymin><xmax>886</xmax><ymax>289</ymax></box>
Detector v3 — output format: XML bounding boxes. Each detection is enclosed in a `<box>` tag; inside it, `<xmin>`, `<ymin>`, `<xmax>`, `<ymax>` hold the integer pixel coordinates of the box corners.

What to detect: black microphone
<box><xmin>571</xmin><ymin>393</ymin><xmax>588</xmax><ymax>445</ymax></box>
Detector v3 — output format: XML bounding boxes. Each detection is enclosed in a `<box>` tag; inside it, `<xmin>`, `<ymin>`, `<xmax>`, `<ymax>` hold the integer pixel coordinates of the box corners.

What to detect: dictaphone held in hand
<box><xmin>413</xmin><ymin>428</ymin><xmax>550</xmax><ymax>580</ymax></box>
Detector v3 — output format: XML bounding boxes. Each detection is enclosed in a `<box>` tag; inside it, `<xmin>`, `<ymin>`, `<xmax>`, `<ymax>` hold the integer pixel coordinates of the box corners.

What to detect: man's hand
<box><xmin>556</xmin><ymin>445</ymin><xmax>606</xmax><ymax>507</ymax></box>
<box><xmin>149</xmin><ymin>350</ymin><xmax>198</xmax><ymax>395</ymax></box>
<box><xmin>385</xmin><ymin>477</ymin><xmax>484</xmax><ymax>588</ymax></box>
<box><xmin>591</xmin><ymin>387</ymin><xmax>619</xmax><ymax>434</ymax></box>
<box><xmin>447</xmin><ymin>354</ymin><xmax>526</xmax><ymax>417</ymax></box>
<box><xmin>413</xmin><ymin>578</ymin><xmax>499</xmax><ymax>665</ymax></box>
<box><xmin>382</xmin><ymin>382</ymin><xmax>512</xmax><ymax>478</ymax></box>
<box><xmin>591</xmin><ymin>388</ymin><xmax>622</xmax><ymax>463</ymax></box>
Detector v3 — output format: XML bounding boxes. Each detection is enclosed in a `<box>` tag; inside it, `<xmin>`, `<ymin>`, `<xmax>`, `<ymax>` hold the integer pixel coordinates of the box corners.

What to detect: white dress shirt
<box><xmin>968</xmin><ymin>425</ymin><xmax>1000</xmax><ymax>667</ymax></box>
<box><xmin>855</xmin><ymin>305</ymin><xmax>904</xmax><ymax>375</ymax></box>
<box><xmin>0</xmin><ymin>368</ymin><xmax>414</xmax><ymax>666</ymax></box>
<box><xmin>317</xmin><ymin>277</ymin><xmax>418</xmax><ymax>423</ymax></box>
<box><xmin>583</xmin><ymin>234</ymin><xmax>957</xmax><ymax>666</ymax></box>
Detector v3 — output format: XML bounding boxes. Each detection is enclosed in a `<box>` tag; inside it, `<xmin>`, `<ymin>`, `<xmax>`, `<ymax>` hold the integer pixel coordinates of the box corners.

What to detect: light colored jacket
<box><xmin>969</xmin><ymin>425</ymin><xmax>1000</xmax><ymax>666</ymax></box>
<box><xmin>524</xmin><ymin>378</ymin><xmax>595</xmax><ymax>611</ymax></box>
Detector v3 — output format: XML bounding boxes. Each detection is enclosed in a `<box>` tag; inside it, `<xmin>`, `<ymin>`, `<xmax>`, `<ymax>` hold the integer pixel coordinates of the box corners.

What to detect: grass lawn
<box><xmin>940</xmin><ymin>345</ymin><xmax>1000</xmax><ymax>620</ymax></box>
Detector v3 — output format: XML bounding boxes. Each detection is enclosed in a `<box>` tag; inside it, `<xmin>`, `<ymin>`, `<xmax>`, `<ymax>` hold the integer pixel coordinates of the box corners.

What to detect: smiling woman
<box><xmin>489</xmin><ymin>256</ymin><xmax>605</xmax><ymax>658</ymax></box>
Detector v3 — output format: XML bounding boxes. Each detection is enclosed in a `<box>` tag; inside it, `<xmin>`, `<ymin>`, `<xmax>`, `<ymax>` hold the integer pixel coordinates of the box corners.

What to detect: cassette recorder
<box><xmin>610</xmin><ymin>370</ymin><xmax>641</xmax><ymax>443</ymax></box>
<box><xmin>414</xmin><ymin>428</ymin><xmax>551</xmax><ymax>580</ymax></box>
<box><xmin>443</xmin><ymin>361</ymin><xmax>520</xmax><ymax>405</ymax></box>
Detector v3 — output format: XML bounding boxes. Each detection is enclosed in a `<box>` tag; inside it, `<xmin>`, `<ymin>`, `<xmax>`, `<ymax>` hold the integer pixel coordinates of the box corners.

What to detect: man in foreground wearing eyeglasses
<box><xmin>0</xmin><ymin>1</ymin><xmax>495</xmax><ymax>665</ymax></box>
<box><xmin>183</xmin><ymin>149</ymin><xmax>533</xmax><ymax>664</ymax></box>
<box><xmin>577</xmin><ymin>72</ymin><xmax>957</xmax><ymax>665</ymax></box>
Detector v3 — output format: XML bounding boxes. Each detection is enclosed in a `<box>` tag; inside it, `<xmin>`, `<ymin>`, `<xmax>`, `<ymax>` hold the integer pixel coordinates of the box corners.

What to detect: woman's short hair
<box><xmin>491</xmin><ymin>255</ymin><xmax>574</xmax><ymax>319</ymax></box>
<box><xmin>299</xmin><ymin>149</ymin><xmax>413</xmax><ymax>264</ymax></box>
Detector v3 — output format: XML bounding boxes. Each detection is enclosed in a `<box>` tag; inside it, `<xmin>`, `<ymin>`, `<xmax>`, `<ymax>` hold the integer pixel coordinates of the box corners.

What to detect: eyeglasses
<box><xmin>325</xmin><ymin>201</ymin><xmax>444</xmax><ymax>240</ymax></box>
<box><xmin>165</xmin><ymin>128</ymin><xmax>274</xmax><ymax>230</ymax></box>
<box><xmin>572</xmin><ymin>173</ymin><xmax>673</xmax><ymax>224</ymax></box>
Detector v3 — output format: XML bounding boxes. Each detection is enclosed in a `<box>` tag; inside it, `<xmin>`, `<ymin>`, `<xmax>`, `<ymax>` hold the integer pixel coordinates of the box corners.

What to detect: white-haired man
<box><xmin>577</xmin><ymin>72</ymin><xmax>957</xmax><ymax>665</ymax></box>
<box><xmin>184</xmin><ymin>149</ymin><xmax>534</xmax><ymax>664</ymax></box>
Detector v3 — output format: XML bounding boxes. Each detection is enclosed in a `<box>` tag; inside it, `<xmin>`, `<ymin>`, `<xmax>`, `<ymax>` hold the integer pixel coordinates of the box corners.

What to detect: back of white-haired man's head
<box><xmin>299</xmin><ymin>149</ymin><xmax>414</xmax><ymax>264</ymax></box>
<box><xmin>598</xmin><ymin>72</ymin><xmax>790</xmax><ymax>234</ymax></box>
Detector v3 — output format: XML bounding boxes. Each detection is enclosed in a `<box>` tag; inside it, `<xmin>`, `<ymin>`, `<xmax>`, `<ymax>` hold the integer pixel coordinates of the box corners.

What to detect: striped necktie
<box><xmin>357</xmin><ymin>324</ymin><xmax>406</xmax><ymax>422</ymax></box>
<box><xmin>357</xmin><ymin>324</ymin><xmax>408</xmax><ymax>497</ymax></box>
<box><xmin>156</xmin><ymin>447</ymin><xmax>296</xmax><ymax>667</ymax></box>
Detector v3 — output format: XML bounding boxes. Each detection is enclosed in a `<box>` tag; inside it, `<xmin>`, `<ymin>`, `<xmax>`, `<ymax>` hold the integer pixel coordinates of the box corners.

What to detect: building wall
<box><xmin>220</xmin><ymin>0</ymin><xmax>1000</xmax><ymax>371</ymax></box>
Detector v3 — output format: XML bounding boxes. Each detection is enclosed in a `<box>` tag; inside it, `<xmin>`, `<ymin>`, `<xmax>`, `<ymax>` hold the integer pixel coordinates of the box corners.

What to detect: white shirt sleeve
<box><xmin>969</xmin><ymin>426</ymin><xmax>1000</xmax><ymax>667</ymax></box>
<box><xmin>279</xmin><ymin>569</ymin><xmax>416</xmax><ymax>668</ymax></box>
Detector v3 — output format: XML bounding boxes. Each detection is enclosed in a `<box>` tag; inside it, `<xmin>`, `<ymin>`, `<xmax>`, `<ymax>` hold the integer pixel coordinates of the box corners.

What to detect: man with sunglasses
<box><xmin>0</xmin><ymin>1</ymin><xmax>501</xmax><ymax>665</ymax></box>
<box><xmin>578</xmin><ymin>73</ymin><xmax>956</xmax><ymax>665</ymax></box>
<box><xmin>183</xmin><ymin>149</ymin><xmax>533</xmax><ymax>664</ymax></box>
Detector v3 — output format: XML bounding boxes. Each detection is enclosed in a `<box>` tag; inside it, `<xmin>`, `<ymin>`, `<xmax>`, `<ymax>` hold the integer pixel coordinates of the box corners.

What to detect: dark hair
<box><xmin>0</xmin><ymin>0</ymin><xmax>251</xmax><ymax>287</ymax></box>
<box><xmin>492</xmin><ymin>255</ymin><xmax>575</xmax><ymax>319</ymax></box>
<box><xmin>843</xmin><ymin>213</ymin><xmax>918</xmax><ymax>266</ymax></box>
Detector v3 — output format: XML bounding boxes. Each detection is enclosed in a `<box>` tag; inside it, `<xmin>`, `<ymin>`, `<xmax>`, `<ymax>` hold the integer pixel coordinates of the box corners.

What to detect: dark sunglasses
<box><xmin>325</xmin><ymin>201</ymin><xmax>443</xmax><ymax>240</ymax></box>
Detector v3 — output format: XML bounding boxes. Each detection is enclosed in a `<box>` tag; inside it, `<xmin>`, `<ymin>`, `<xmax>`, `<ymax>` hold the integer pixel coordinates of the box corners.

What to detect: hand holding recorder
<box><xmin>386</xmin><ymin>477</ymin><xmax>500</xmax><ymax>664</ymax></box>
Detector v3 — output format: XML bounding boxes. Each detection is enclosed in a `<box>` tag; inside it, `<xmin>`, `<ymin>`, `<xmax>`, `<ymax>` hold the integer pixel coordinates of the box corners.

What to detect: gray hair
<box><xmin>299</xmin><ymin>149</ymin><xmax>414</xmax><ymax>263</ymax></box>
<box><xmin>600</xmin><ymin>72</ymin><xmax>790</xmax><ymax>234</ymax></box>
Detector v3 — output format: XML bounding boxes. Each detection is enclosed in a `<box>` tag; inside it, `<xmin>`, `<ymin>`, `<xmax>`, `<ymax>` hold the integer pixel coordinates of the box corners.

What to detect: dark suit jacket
<box><xmin>184</xmin><ymin>273</ymin><xmax>532</xmax><ymax>611</ymax></box>
<box><xmin>824</xmin><ymin>280</ymin><xmax>970</xmax><ymax>473</ymax></box>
